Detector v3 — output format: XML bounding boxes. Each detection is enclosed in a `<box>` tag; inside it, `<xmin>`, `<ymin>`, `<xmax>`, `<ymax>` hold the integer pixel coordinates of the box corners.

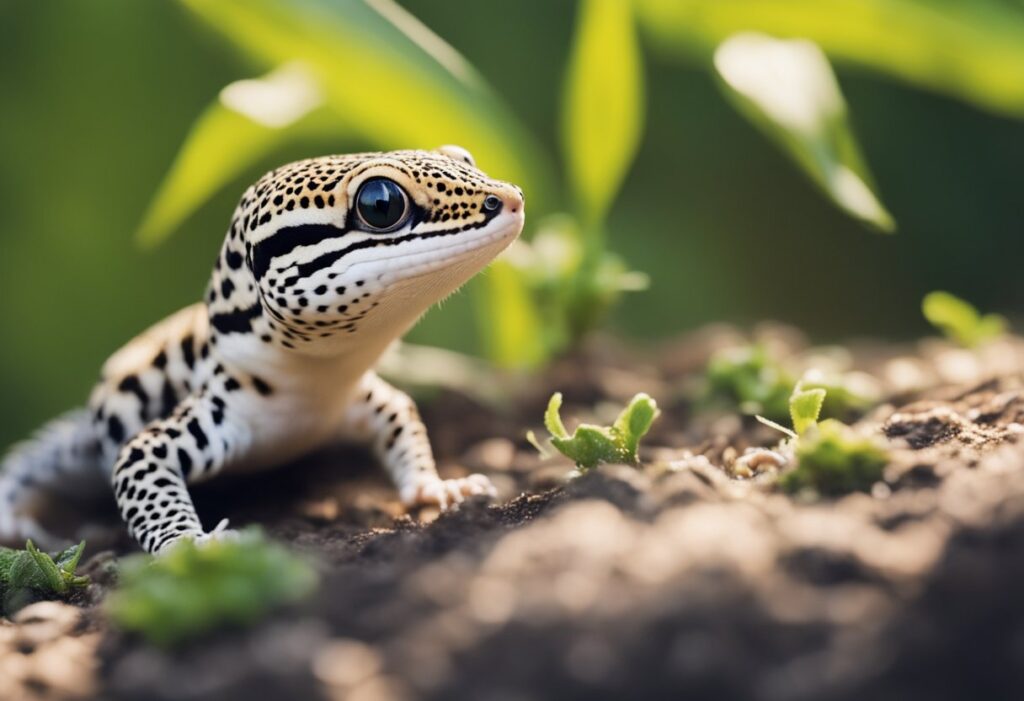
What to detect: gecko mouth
<box><xmin>359</xmin><ymin>212</ymin><xmax>524</xmax><ymax>282</ymax></box>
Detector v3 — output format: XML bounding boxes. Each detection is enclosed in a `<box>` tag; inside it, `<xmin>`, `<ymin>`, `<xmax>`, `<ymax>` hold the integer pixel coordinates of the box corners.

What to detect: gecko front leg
<box><xmin>111</xmin><ymin>389</ymin><xmax>245</xmax><ymax>553</ymax></box>
<box><xmin>343</xmin><ymin>373</ymin><xmax>496</xmax><ymax>509</ymax></box>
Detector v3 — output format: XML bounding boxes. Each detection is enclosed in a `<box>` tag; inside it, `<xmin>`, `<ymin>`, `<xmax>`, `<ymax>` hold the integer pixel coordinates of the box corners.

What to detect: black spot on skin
<box><xmin>186</xmin><ymin>418</ymin><xmax>208</xmax><ymax>449</ymax></box>
<box><xmin>252</xmin><ymin>376</ymin><xmax>273</xmax><ymax>396</ymax></box>
<box><xmin>224</xmin><ymin>377</ymin><xmax>242</xmax><ymax>392</ymax></box>
<box><xmin>119</xmin><ymin>374</ymin><xmax>149</xmax><ymax>409</ymax></box>
<box><xmin>221</xmin><ymin>278</ymin><xmax>235</xmax><ymax>298</ymax></box>
<box><xmin>177</xmin><ymin>449</ymin><xmax>193</xmax><ymax>477</ymax></box>
<box><xmin>107</xmin><ymin>415</ymin><xmax>125</xmax><ymax>443</ymax></box>
<box><xmin>152</xmin><ymin>444</ymin><xmax>168</xmax><ymax>459</ymax></box>
<box><xmin>181</xmin><ymin>335</ymin><xmax>196</xmax><ymax>369</ymax></box>
<box><xmin>210</xmin><ymin>302</ymin><xmax>263</xmax><ymax>335</ymax></box>
<box><xmin>225</xmin><ymin>250</ymin><xmax>244</xmax><ymax>269</ymax></box>
<box><xmin>152</xmin><ymin>351</ymin><xmax>168</xmax><ymax>369</ymax></box>
<box><xmin>160</xmin><ymin>382</ymin><xmax>178</xmax><ymax>417</ymax></box>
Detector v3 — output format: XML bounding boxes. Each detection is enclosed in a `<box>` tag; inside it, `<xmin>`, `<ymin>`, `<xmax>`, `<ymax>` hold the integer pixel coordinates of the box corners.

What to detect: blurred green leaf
<box><xmin>137</xmin><ymin>63</ymin><xmax>331</xmax><ymax>246</ymax></box>
<box><xmin>637</xmin><ymin>0</ymin><xmax>1024</xmax><ymax>118</ymax></box>
<box><xmin>107</xmin><ymin>529</ymin><xmax>316</xmax><ymax>647</ymax></box>
<box><xmin>713</xmin><ymin>33</ymin><xmax>894</xmax><ymax>231</ymax></box>
<box><xmin>502</xmin><ymin>216</ymin><xmax>649</xmax><ymax>356</ymax></box>
<box><xmin>703</xmin><ymin>345</ymin><xmax>795</xmax><ymax>421</ymax></box>
<box><xmin>563</xmin><ymin>0</ymin><xmax>645</xmax><ymax>229</ymax></box>
<box><xmin>474</xmin><ymin>259</ymin><xmax>547</xmax><ymax>369</ymax></box>
<box><xmin>922</xmin><ymin>290</ymin><xmax>1007</xmax><ymax>347</ymax></box>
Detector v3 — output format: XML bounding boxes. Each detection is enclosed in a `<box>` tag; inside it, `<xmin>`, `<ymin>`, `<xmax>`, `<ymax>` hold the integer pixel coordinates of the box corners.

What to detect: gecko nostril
<box><xmin>483</xmin><ymin>195</ymin><xmax>502</xmax><ymax>213</ymax></box>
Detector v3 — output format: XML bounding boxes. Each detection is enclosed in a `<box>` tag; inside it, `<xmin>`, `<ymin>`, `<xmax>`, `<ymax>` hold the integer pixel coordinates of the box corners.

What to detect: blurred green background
<box><xmin>2</xmin><ymin>0</ymin><xmax>1023</xmax><ymax>449</ymax></box>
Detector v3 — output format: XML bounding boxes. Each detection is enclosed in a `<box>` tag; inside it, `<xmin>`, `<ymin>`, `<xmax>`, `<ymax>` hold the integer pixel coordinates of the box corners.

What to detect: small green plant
<box><xmin>758</xmin><ymin>384</ymin><xmax>888</xmax><ymax>495</ymax></box>
<box><xmin>704</xmin><ymin>345</ymin><xmax>795</xmax><ymax>421</ymax></box>
<box><xmin>704</xmin><ymin>345</ymin><xmax>878</xmax><ymax>423</ymax></box>
<box><xmin>923</xmin><ymin>291</ymin><xmax>1006</xmax><ymax>348</ymax></box>
<box><xmin>0</xmin><ymin>540</ymin><xmax>89</xmax><ymax>615</ymax></box>
<box><xmin>106</xmin><ymin>530</ymin><xmax>317</xmax><ymax>647</ymax></box>
<box><xmin>781</xmin><ymin>420</ymin><xmax>889</xmax><ymax>496</ymax></box>
<box><xmin>529</xmin><ymin>392</ymin><xmax>659</xmax><ymax>471</ymax></box>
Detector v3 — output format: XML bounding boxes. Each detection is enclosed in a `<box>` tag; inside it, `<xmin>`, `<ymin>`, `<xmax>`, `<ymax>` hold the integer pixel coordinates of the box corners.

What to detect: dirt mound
<box><xmin>10</xmin><ymin>331</ymin><xmax>1024</xmax><ymax>700</ymax></box>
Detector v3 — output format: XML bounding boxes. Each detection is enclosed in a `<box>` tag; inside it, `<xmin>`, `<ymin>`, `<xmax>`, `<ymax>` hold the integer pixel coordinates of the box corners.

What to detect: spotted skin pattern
<box><xmin>0</xmin><ymin>146</ymin><xmax>524</xmax><ymax>553</ymax></box>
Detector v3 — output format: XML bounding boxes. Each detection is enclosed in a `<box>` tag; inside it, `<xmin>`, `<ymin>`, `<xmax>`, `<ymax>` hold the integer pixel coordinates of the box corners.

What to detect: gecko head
<box><xmin>232</xmin><ymin>146</ymin><xmax>524</xmax><ymax>350</ymax></box>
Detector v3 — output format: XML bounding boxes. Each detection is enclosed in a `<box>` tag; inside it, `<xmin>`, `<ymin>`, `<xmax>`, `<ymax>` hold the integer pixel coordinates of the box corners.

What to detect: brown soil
<box><xmin>7</xmin><ymin>326</ymin><xmax>1024</xmax><ymax>701</ymax></box>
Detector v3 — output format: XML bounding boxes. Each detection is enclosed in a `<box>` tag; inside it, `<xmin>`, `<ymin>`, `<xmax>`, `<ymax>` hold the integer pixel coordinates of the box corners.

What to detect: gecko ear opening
<box><xmin>436</xmin><ymin>145</ymin><xmax>475</xmax><ymax>168</ymax></box>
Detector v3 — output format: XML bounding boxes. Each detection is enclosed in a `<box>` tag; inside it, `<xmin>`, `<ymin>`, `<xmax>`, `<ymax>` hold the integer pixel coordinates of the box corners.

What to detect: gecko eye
<box><xmin>483</xmin><ymin>195</ymin><xmax>502</xmax><ymax>213</ymax></box>
<box><xmin>355</xmin><ymin>178</ymin><xmax>409</xmax><ymax>232</ymax></box>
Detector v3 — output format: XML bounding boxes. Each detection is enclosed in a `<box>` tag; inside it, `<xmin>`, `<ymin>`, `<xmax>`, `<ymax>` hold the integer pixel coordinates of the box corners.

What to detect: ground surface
<box><xmin>5</xmin><ymin>326</ymin><xmax>1024</xmax><ymax>701</ymax></box>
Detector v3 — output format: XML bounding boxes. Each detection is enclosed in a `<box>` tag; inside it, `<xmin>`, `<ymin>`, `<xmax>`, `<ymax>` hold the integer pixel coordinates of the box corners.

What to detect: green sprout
<box><xmin>529</xmin><ymin>392</ymin><xmax>659</xmax><ymax>471</ymax></box>
<box><xmin>0</xmin><ymin>540</ymin><xmax>89</xmax><ymax>615</ymax></box>
<box><xmin>757</xmin><ymin>384</ymin><xmax>889</xmax><ymax>496</ymax></box>
<box><xmin>781</xmin><ymin>419</ymin><xmax>889</xmax><ymax>496</ymax></box>
<box><xmin>923</xmin><ymin>291</ymin><xmax>1006</xmax><ymax>348</ymax></box>
<box><xmin>789</xmin><ymin>385</ymin><xmax>826</xmax><ymax>436</ymax></box>
<box><xmin>106</xmin><ymin>530</ymin><xmax>317</xmax><ymax>647</ymax></box>
<box><xmin>704</xmin><ymin>345</ymin><xmax>794</xmax><ymax>421</ymax></box>
<box><xmin>704</xmin><ymin>345</ymin><xmax>878</xmax><ymax>423</ymax></box>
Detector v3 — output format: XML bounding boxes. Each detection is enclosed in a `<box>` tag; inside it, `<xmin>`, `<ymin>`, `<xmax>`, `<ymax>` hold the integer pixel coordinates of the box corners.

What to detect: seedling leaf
<box><xmin>533</xmin><ymin>392</ymin><xmax>659</xmax><ymax>470</ymax></box>
<box><xmin>614</xmin><ymin>392</ymin><xmax>659</xmax><ymax>456</ymax></box>
<box><xmin>790</xmin><ymin>386</ymin><xmax>826</xmax><ymax>435</ymax></box>
<box><xmin>922</xmin><ymin>291</ymin><xmax>1006</xmax><ymax>348</ymax></box>
<box><xmin>26</xmin><ymin>541</ymin><xmax>64</xmax><ymax>593</ymax></box>
<box><xmin>0</xmin><ymin>540</ymin><xmax>90</xmax><ymax>616</ymax></box>
<box><xmin>544</xmin><ymin>392</ymin><xmax>570</xmax><ymax>439</ymax></box>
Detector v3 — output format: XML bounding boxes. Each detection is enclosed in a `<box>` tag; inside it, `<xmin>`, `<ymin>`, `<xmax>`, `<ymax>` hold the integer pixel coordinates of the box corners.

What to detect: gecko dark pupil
<box><xmin>356</xmin><ymin>178</ymin><xmax>407</xmax><ymax>231</ymax></box>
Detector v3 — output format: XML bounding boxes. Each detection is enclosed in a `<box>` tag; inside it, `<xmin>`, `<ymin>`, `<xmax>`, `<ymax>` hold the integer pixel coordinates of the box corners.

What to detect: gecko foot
<box><xmin>157</xmin><ymin>519</ymin><xmax>240</xmax><ymax>554</ymax></box>
<box><xmin>401</xmin><ymin>474</ymin><xmax>497</xmax><ymax>511</ymax></box>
